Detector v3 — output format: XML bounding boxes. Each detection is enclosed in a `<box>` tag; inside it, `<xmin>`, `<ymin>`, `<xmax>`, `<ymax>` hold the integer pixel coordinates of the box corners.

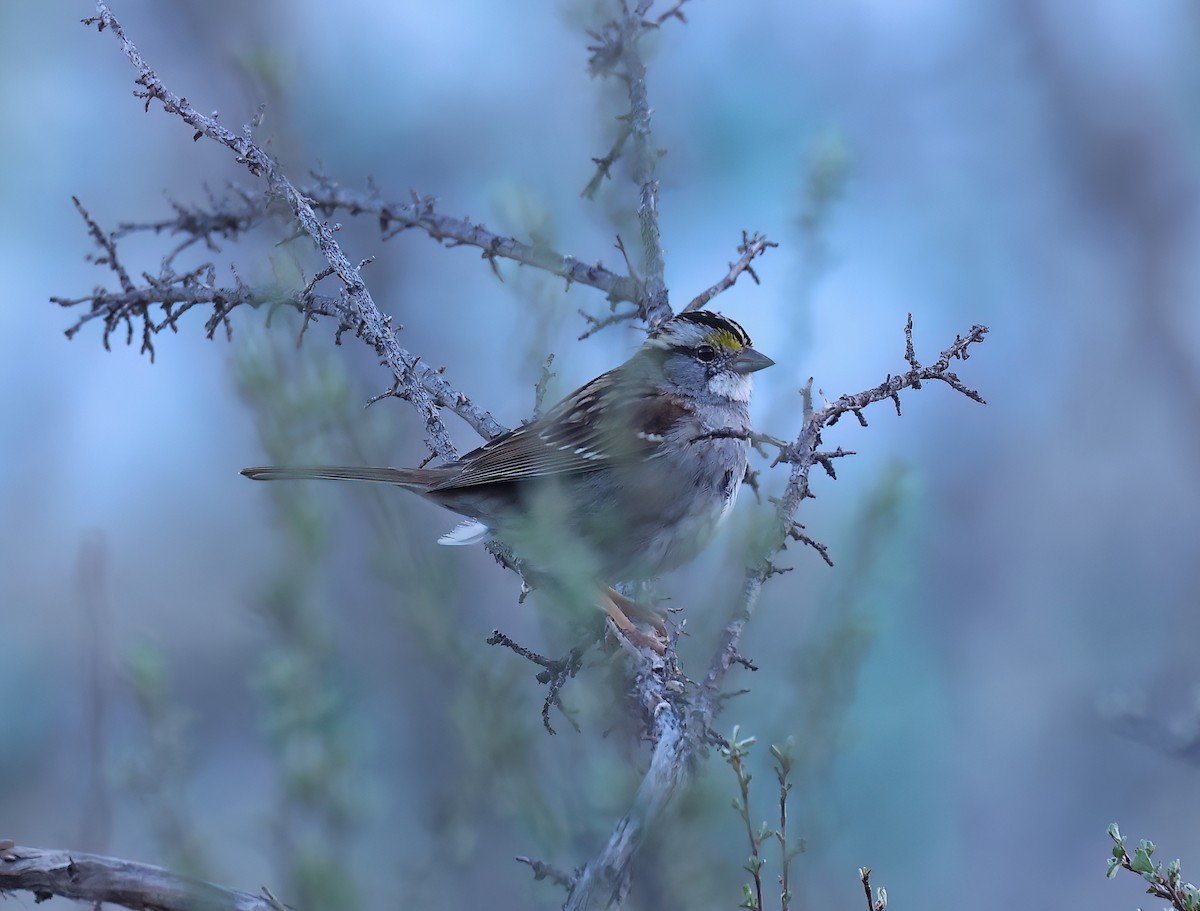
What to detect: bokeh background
<box><xmin>3</xmin><ymin>1</ymin><xmax>1199</xmax><ymax>909</ymax></box>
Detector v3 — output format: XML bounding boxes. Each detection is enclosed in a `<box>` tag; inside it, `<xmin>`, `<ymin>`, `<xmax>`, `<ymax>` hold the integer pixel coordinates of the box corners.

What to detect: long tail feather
<box><xmin>240</xmin><ymin>465</ymin><xmax>430</xmax><ymax>488</ymax></box>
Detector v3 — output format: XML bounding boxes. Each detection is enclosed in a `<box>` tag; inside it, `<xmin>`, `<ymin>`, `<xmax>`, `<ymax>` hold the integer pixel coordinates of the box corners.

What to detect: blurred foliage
<box><xmin>118</xmin><ymin>642</ymin><xmax>212</xmax><ymax>880</ymax></box>
<box><xmin>234</xmin><ymin>329</ymin><xmax>364</xmax><ymax>911</ymax></box>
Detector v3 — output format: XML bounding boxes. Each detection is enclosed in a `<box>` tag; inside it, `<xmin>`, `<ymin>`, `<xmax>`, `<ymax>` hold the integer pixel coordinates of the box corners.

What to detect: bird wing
<box><xmin>430</xmin><ymin>372</ymin><xmax>689</xmax><ymax>490</ymax></box>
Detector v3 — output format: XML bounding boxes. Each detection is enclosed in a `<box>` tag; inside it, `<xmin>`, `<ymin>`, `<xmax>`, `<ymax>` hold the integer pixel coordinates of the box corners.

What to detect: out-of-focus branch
<box><xmin>0</xmin><ymin>843</ymin><xmax>285</xmax><ymax>911</ymax></box>
<box><xmin>560</xmin><ymin>319</ymin><xmax>989</xmax><ymax>909</ymax></box>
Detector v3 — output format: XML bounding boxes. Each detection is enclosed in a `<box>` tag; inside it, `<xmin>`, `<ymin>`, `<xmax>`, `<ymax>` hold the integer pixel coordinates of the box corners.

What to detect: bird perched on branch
<box><xmin>242</xmin><ymin>310</ymin><xmax>772</xmax><ymax>645</ymax></box>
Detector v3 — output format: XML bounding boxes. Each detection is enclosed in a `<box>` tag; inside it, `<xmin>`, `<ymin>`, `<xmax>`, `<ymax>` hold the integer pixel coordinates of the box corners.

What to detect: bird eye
<box><xmin>695</xmin><ymin>344</ymin><xmax>717</xmax><ymax>363</ymax></box>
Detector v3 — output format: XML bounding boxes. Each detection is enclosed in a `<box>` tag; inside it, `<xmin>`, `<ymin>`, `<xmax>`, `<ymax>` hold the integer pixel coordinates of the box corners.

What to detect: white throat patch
<box><xmin>707</xmin><ymin>371</ymin><xmax>753</xmax><ymax>403</ymax></box>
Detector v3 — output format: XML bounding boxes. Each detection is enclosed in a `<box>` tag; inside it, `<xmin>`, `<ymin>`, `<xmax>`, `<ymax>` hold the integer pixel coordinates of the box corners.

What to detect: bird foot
<box><xmin>600</xmin><ymin>587</ymin><xmax>667</xmax><ymax>654</ymax></box>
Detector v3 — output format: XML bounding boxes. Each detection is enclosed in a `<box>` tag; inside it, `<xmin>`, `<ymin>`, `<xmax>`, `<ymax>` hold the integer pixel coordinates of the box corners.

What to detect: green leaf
<box><xmin>1131</xmin><ymin>843</ymin><xmax>1157</xmax><ymax>875</ymax></box>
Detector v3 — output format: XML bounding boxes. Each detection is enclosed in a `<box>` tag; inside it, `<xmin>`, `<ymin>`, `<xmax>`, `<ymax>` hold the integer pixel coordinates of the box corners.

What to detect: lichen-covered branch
<box><xmin>0</xmin><ymin>843</ymin><xmax>284</xmax><ymax>911</ymax></box>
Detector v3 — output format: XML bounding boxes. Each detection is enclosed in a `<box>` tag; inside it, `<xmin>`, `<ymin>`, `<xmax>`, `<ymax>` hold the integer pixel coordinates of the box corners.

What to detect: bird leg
<box><xmin>600</xmin><ymin>586</ymin><xmax>667</xmax><ymax>654</ymax></box>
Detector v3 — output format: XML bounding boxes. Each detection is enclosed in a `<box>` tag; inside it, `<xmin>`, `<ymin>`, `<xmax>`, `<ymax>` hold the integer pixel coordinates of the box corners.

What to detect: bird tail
<box><xmin>240</xmin><ymin>465</ymin><xmax>432</xmax><ymax>489</ymax></box>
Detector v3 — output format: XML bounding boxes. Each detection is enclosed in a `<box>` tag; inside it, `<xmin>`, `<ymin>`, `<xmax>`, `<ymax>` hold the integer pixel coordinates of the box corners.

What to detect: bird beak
<box><xmin>730</xmin><ymin>347</ymin><xmax>775</xmax><ymax>374</ymax></box>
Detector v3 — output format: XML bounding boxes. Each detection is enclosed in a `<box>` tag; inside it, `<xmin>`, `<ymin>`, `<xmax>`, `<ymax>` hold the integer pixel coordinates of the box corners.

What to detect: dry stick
<box><xmin>0</xmin><ymin>845</ymin><xmax>281</xmax><ymax>911</ymax></box>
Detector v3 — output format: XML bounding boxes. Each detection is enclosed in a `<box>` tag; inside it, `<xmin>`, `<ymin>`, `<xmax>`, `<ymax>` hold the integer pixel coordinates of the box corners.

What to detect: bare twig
<box><xmin>582</xmin><ymin>124</ymin><xmax>632</xmax><ymax>200</ymax></box>
<box><xmin>683</xmin><ymin>231</ymin><xmax>779</xmax><ymax>313</ymax></box>
<box><xmin>0</xmin><ymin>844</ymin><xmax>282</xmax><ymax>911</ymax></box>
<box><xmin>649</xmin><ymin>0</ymin><xmax>693</xmax><ymax>27</ymax></box>
<box><xmin>577</xmin><ymin>305</ymin><xmax>642</xmax><ymax>340</ymax></box>
<box><xmin>487</xmin><ymin>630</ymin><xmax>586</xmax><ymax>735</ymax></box>
<box><xmin>587</xmin><ymin>4</ymin><xmax>671</xmax><ymax>326</ymax></box>
<box><xmin>112</xmin><ymin>179</ymin><xmax>640</xmax><ymax>304</ymax></box>
<box><xmin>84</xmin><ymin>3</ymin><xmax>497</xmax><ymax>462</ymax></box>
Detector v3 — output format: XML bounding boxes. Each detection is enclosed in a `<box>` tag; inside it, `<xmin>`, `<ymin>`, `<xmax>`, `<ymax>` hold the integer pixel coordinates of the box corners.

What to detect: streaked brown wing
<box><xmin>429</xmin><ymin>372</ymin><xmax>687</xmax><ymax>490</ymax></box>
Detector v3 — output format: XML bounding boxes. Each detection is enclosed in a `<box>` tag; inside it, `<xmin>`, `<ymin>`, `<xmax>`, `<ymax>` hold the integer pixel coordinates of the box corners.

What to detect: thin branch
<box><xmin>1106</xmin><ymin>824</ymin><xmax>1199</xmax><ymax>911</ymax></box>
<box><xmin>112</xmin><ymin>179</ymin><xmax>640</xmax><ymax>304</ymax></box>
<box><xmin>581</xmin><ymin>124</ymin><xmax>632</xmax><ymax>200</ymax></box>
<box><xmin>84</xmin><ymin>3</ymin><xmax>491</xmax><ymax>462</ymax></box>
<box><xmin>577</xmin><ymin>305</ymin><xmax>642</xmax><ymax>340</ymax></box>
<box><xmin>486</xmin><ymin>630</ymin><xmax>586</xmax><ymax>735</ymax></box>
<box><xmin>324</xmin><ymin>181</ymin><xmax>639</xmax><ymax>302</ymax></box>
<box><xmin>683</xmin><ymin>231</ymin><xmax>778</xmax><ymax>313</ymax></box>
<box><xmin>0</xmin><ymin>844</ymin><xmax>283</xmax><ymax>911</ymax></box>
<box><xmin>587</xmin><ymin>4</ymin><xmax>671</xmax><ymax>326</ymax></box>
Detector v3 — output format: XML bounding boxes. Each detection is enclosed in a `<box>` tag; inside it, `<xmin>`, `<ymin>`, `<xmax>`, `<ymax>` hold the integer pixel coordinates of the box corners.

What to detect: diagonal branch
<box><xmin>683</xmin><ymin>231</ymin><xmax>779</xmax><ymax>313</ymax></box>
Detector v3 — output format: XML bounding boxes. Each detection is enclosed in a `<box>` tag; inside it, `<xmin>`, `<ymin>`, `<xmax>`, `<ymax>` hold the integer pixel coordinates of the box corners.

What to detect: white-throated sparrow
<box><xmin>243</xmin><ymin>310</ymin><xmax>772</xmax><ymax>599</ymax></box>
